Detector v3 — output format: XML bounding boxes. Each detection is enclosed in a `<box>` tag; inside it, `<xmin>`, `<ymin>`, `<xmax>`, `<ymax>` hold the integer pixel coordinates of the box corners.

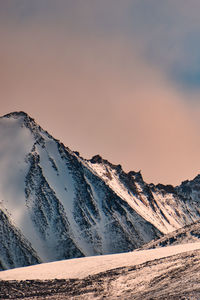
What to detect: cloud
<box><xmin>1</xmin><ymin>1</ymin><xmax>200</xmax><ymax>185</ymax></box>
<box><xmin>127</xmin><ymin>1</ymin><xmax>200</xmax><ymax>90</ymax></box>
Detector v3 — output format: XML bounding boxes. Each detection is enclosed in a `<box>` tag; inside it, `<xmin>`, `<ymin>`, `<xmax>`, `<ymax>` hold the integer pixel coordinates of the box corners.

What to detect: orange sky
<box><xmin>1</xmin><ymin>1</ymin><xmax>200</xmax><ymax>185</ymax></box>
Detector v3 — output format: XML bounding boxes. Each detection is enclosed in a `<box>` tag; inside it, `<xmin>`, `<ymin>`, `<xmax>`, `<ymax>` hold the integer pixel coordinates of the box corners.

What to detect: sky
<box><xmin>1</xmin><ymin>0</ymin><xmax>200</xmax><ymax>185</ymax></box>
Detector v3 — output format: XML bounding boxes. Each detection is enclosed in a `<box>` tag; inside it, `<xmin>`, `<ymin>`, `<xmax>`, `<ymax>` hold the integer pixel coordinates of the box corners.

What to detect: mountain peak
<box><xmin>3</xmin><ymin>111</ymin><xmax>30</xmax><ymax>119</ymax></box>
<box><xmin>2</xmin><ymin>111</ymin><xmax>38</xmax><ymax>126</ymax></box>
<box><xmin>1</xmin><ymin>111</ymin><xmax>51</xmax><ymax>141</ymax></box>
<box><xmin>90</xmin><ymin>155</ymin><xmax>103</xmax><ymax>164</ymax></box>
<box><xmin>5</xmin><ymin>111</ymin><xmax>28</xmax><ymax>117</ymax></box>
<box><xmin>193</xmin><ymin>174</ymin><xmax>200</xmax><ymax>182</ymax></box>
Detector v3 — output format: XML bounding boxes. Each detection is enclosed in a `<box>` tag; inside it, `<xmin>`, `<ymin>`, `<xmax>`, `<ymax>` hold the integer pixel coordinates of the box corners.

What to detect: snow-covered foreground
<box><xmin>1</xmin><ymin>242</ymin><xmax>200</xmax><ymax>281</ymax></box>
<box><xmin>2</xmin><ymin>243</ymin><xmax>200</xmax><ymax>299</ymax></box>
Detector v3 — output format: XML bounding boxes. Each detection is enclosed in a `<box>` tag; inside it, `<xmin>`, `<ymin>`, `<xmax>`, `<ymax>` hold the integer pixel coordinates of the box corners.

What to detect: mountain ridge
<box><xmin>0</xmin><ymin>111</ymin><xmax>200</xmax><ymax>270</ymax></box>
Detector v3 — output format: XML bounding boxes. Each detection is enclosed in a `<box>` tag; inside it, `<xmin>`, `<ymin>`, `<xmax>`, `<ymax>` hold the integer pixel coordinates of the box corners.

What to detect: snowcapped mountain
<box><xmin>1</xmin><ymin>111</ymin><xmax>200</xmax><ymax>270</ymax></box>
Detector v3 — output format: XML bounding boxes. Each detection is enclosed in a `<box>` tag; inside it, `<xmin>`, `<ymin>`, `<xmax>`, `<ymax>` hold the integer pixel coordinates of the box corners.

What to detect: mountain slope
<box><xmin>0</xmin><ymin>112</ymin><xmax>161</xmax><ymax>268</ymax></box>
<box><xmin>1</xmin><ymin>111</ymin><xmax>200</xmax><ymax>270</ymax></box>
<box><xmin>85</xmin><ymin>158</ymin><xmax>200</xmax><ymax>234</ymax></box>
<box><xmin>0</xmin><ymin>208</ymin><xmax>40</xmax><ymax>270</ymax></box>
<box><xmin>1</xmin><ymin>243</ymin><xmax>200</xmax><ymax>299</ymax></box>
<box><xmin>1</xmin><ymin>242</ymin><xmax>200</xmax><ymax>281</ymax></box>
<box><xmin>140</xmin><ymin>219</ymin><xmax>200</xmax><ymax>250</ymax></box>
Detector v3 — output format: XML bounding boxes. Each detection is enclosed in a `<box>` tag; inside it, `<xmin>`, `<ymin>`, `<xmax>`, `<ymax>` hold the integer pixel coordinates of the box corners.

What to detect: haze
<box><xmin>1</xmin><ymin>0</ymin><xmax>200</xmax><ymax>185</ymax></box>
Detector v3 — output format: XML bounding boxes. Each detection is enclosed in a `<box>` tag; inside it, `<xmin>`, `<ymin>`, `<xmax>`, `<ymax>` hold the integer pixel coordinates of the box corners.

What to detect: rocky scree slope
<box><xmin>0</xmin><ymin>111</ymin><xmax>200</xmax><ymax>270</ymax></box>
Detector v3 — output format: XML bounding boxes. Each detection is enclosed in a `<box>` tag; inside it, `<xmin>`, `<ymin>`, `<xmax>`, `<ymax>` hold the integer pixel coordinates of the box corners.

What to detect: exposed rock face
<box><xmin>0</xmin><ymin>209</ymin><xmax>40</xmax><ymax>270</ymax></box>
<box><xmin>176</xmin><ymin>174</ymin><xmax>200</xmax><ymax>202</ymax></box>
<box><xmin>1</xmin><ymin>111</ymin><xmax>200</xmax><ymax>270</ymax></box>
<box><xmin>140</xmin><ymin>219</ymin><xmax>200</xmax><ymax>250</ymax></box>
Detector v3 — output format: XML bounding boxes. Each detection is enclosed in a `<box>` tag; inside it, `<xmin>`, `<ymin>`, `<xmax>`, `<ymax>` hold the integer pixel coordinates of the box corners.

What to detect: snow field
<box><xmin>1</xmin><ymin>242</ymin><xmax>200</xmax><ymax>281</ymax></box>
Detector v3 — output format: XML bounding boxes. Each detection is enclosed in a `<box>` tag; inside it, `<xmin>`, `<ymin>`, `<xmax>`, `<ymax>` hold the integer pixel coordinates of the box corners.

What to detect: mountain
<box><xmin>0</xmin><ymin>209</ymin><xmax>40</xmax><ymax>270</ymax></box>
<box><xmin>139</xmin><ymin>219</ymin><xmax>200</xmax><ymax>250</ymax></box>
<box><xmin>1</xmin><ymin>111</ymin><xmax>200</xmax><ymax>270</ymax></box>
